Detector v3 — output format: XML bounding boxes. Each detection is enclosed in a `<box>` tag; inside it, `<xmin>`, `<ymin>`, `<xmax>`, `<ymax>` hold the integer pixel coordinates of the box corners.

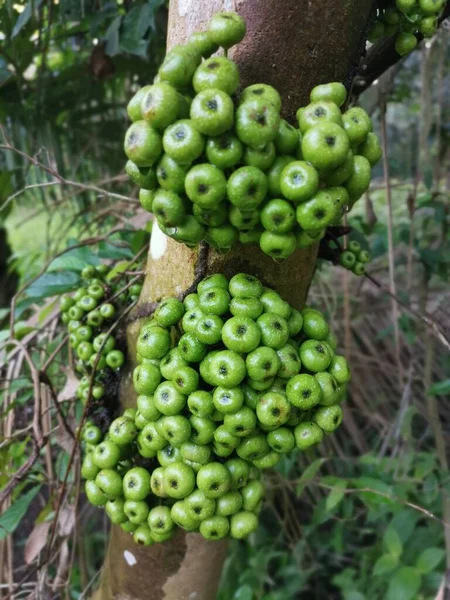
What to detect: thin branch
<box><xmin>39</xmin><ymin>372</ymin><xmax>75</xmax><ymax>441</ymax></box>
<box><xmin>364</xmin><ymin>271</ymin><xmax>450</xmax><ymax>351</ymax></box>
<box><xmin>380</xmin><ymin>95</ymin><xmax>403</xmax><ymax>383</ymax></box>
<box><xmin>0</xmin><ymin>138</ymin><xmax>137</xmax><ymax>211</ymax></box>
<box><xmin>317</xmin><ymin>482</ymin><xmax>450</xmax><ymax>529</ymax></box>
<box><xmin>353</xmin><ymin>4</ymin><xmax>450</xmax><ymax>96</ymax></box>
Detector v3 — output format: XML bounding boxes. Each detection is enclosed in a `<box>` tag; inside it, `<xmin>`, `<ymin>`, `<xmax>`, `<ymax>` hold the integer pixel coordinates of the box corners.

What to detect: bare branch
<box><xmin>0</xmin><ymin>134</ymin><xmax>138</xmax><ymax>211</ymax></box>
<box><xmin>353</xmin><ymin>6</ymin><xmax>450</xmax><ymax>96</ymax></box>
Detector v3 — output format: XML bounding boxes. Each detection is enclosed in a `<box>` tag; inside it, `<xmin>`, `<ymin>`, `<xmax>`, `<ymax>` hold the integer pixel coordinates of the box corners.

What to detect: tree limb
<box><xmin>353</xmin><ymin>3</ymin><xmax>450</xmax><ymax>96</ymax></box>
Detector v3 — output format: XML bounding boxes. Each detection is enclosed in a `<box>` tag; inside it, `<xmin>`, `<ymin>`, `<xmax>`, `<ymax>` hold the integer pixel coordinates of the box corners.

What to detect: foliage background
<box><xmin>0</xmin><ymin>2</ymin><xmax>449</xmax><ymax>599</ymax></box>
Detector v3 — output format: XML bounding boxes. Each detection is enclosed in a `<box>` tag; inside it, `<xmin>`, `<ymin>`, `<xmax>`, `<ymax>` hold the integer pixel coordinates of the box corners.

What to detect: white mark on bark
<box><xmin>150</xmin><ymin>221</ymin><xmax>167</xmax><ymax>261</ymax></box>
<box><xmin>177</xmin><ymin>0</ymin><xmax>193</xmax><ymax>17</ymax></box>
<box><xmin>124</xmin><ymin>550</ymin><xmax>137</xmax><ymax>566</ymax></box>
<box><xmin>223</xmin><ymin>0</ymin><xmax>236</xmax><ymax>11</ymax></box>
<box><xmin>188</xmin><ymin>593</ymin><xmax>198</xmax><ymax>599</ymax></box>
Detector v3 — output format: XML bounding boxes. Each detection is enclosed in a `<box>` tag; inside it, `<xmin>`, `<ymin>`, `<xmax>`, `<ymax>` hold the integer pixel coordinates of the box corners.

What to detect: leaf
<box><xmin>383</xmin><ymin>527</ymin><xmax>403</xmax><ymax>559</ymax></box>
<box><xmin>386</xmin><ymin>567</ymin><xmax>421</xmax><ymax>600</ymax></box>
<box><xmin>47</xmin><ymin>256</ymin><xmax>91</xmax><ymax>273</ymax></box>
<box><xmin>58</xmin><ymin>505</ymin><xmax>75</xmax><ymax>537</ymax></box>
<box><xmin>58</xmin><ymin>369</ymin><xmax>79</xmax><ymax>403</ymax></box>
<box><xmin>48</xmin><ymin>245</ymin><xmax>100</xmax><ymax>272</ymax></box>
<box><xmin>296</xmin><ymin>458</ymin><xmax>326</xmax><ymax>496</ymax></box>
<box><xmin>325</xmin><ymin>480</ymin><xmax>347</xmax><ymax>512</ymax></box>
<box><xmin>24</xmin><ymin>521</ymin><xmax>51</xmax><ymax>564</ymax></box>
<box><xmin>55</xmin><ymin>424</ymin><xmax>75</xmax><ymax>454</ymax></box>
<box><xmin>351</xmin><ymin>476</ymin><xmax>394</xmax><ymax>505</ymax></box>
<box><xmin>344</xmin><ymin>593</ymin><xmax>365</xmax><ymax>600</ymax></box>
<box><xmin>390</xmin><ymin>510</ymin><xmax>419</xmax><ymax>544</ymax></box>
<box><xmin>428</xmin><ymin>379</ymin><xmax>450</xmax><ymax>396</ymax></box>
<box><xmin>120</xmin><ymin>4</ymin><xmax>150</xmax><ymax>57</ymax></box>
<box><xmin>26</xmin><ymin>272</ymin><xmax>80</xmax><ymax>300</ymax></box>
<box><xmin>0</xmin><ymin>486</ymin><xmax>41</xmax><ymax>540</ymax></box>
<box><xmin>373</xmin><ymin>554</ymin><xmax>399</xmax><ymax>576</ymax></box>
<box><xmin>105</xmin><ymin>16</ymin><xmax>122</xmax><ymax>56</ymax></box>
<box><xmin>12</xmin><ymin>0</ymin><xmax>44</xmax><ymax>37</ymax></box>
<box><xmin>234</xmin><ymin>585</ymin><xmax>254</xmax><ymax>600</ymax></box>
<box><xmin>416</xmin><ymin>547</ymin><xmax>445</xmax><ymax>574</ymax></box>
<box><xmin>98</xmin><ymin>240</ymin><xmax>133</xmax><ymax>259</ymax></box>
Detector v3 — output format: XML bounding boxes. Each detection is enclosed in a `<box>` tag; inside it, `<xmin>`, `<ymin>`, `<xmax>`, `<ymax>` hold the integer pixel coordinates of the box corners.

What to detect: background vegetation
<box><xmin>0</xmin><ymin>2</ymin><xmax>449</xmax><ymax>599</ymax></box>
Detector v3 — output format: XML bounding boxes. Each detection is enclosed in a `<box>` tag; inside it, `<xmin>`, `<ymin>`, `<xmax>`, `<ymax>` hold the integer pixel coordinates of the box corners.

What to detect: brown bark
<box><xmin>95</xmin><ymin>1</ymin><xmax>374</xmax><ymax>599</ymax></box>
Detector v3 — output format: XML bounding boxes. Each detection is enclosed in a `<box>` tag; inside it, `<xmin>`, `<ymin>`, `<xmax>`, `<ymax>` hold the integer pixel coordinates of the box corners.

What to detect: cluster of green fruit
<box><xmin>339</xmin><ymin>241</ymin><xmax>370</xmax><ymax>277</ymax></box>
<box><xmin>81</xmin><ymin>273</ymin><xmax>349</xmax><ymax>545</ymax></box>
<box><xmin>368</xmin><ymin>0</ymin><xmax>445</xmax><ymax>55</ymax></box>
<box><xmin>124</xmin><ymin>11</ymin><xmax>382</xmax><ymax>260</ymax></box>
<box><xmin>60</xmin><ymin>264</ymin><xmax>142</xmax><ymax>402</ymax></box>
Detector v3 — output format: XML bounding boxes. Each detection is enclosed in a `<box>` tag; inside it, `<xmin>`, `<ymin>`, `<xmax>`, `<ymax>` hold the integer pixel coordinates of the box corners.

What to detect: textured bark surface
<box><xmin>95</xmin><ymin>1</ymin><xmax>375</xmax><ymax>598</ymax></box>
<box><xmin>169</xmin><ymin>0</ymin><xmax>374</xmax><ymax>122</ymax></box>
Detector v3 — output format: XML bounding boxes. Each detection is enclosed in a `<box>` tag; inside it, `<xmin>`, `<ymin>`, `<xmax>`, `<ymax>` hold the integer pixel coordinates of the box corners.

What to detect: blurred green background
<box><xmin>0</xmin><ymin>2</ymin><xmax>449</xmax><ymax>599</ymax></box>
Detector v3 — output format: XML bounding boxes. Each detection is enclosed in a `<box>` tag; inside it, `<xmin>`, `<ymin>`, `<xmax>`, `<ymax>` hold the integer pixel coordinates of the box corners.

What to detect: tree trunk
<box><xmin>94</xmin><ymin>1</ymin><xmax>374</xmax><ymax>598</ymax></box>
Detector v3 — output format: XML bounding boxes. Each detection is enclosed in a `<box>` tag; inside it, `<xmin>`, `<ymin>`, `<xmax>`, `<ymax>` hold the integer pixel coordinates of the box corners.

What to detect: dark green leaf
<box><xmin>344</xmin><ymin>593</ymin><xmax>365</xmax><ymax>600</ymax></box>
<box><xmin>416</xmin><ymin>547</ymin><xmax>445</xmax><ymax>574</ymax></box>
<box><xmin>428</xmin><ymin>379</ymin><xmax>450</xmax><ymax>396</ymax></box>
<box><xmin>120</xmin><ymin>4</ymin><xmax>151</xmax><ymax>56</ymax></box>
<box><xmin>48</xmin><ymin>245</ymin><xmax>100</xmax><ymax>272</ymax></box>
<box><xmin>12</xmin><ymin>0</ymin><xmax>44</xmax><ymax>37</ymax></box>
<box><xmin>120</xmin><ymin>38</ymin><xmax>149</xmax><ymax>58</ymax></box>
<box><xmin>352</xmin><ymin>476</ymin><xmax>394</xmax><ymax>505</ymax></box>
<box><xmin>0</xmin><ymin>486</ymin><xmax>41</xmax><ymax>539</ymax></box>
<box><xmin>105</xmin><ymin>16</ymin><xmax>122</xmax><ymax>56</ymax></box>
<box><xmin>234</xmin><ymin>585</ymin><xmax>254</xmax><ymax>600</ymax></box>
<box><xmin>26</xmin><ymin>272</ymin><xmax>80</xmax><ymax>299</ymax></box>
<box><xmin>383</xmin><ymin>527</ymin><xmax>403</xmax><ymax>558</ymax></box>
<box><xmin>386</xmin><ymin>567</ymin><xmax>421</xmax><ymax>600</ymax></box>
<box><xmin>296</xmin><ymin>458</ymin><xmax>326</xmax><ymax>496</ymax></box>
<box><xmin>325</xmin><ymin>480</ymin><xmax>347</xmax><ymax>512</ymax></box>
<box><xmin>98</xmin><ymin>240</ymin><xmax>133</xmax><ymax>259</ymax></box>
<box><xmin>373</xmin><ymin>554</ymin><xmax>399</xmax><ymax>576</ymax></box>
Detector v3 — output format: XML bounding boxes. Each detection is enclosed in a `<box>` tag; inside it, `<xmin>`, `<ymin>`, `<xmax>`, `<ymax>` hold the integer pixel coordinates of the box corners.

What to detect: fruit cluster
<box><xmin>368</xmin><ymin>0</ymin><xmax>445</xmax><ymax>55</ymax></box>
<box><xmin>60</xmin><ymin>264</ymin><xmax>142</xmax><ymax>405</ymax></box>
<box><xmin>124</xmin><ymin>11</ymin><xmax>382</xmax><ymax>260</ymax></box>
<box><xmin>339</xmin><ymin>241</ymin><xmax>370</xmax><ymax>277</ymax></box>
<box><xmin>81</xmin><ymin>273</ymin><xmax>349</xmax><ymax>545</ymax></box>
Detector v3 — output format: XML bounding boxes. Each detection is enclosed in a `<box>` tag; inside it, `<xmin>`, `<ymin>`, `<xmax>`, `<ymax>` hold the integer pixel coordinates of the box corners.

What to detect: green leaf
<box><xmin>120</xmin><ymin>38</ymin><xmax>148</xmax><ymax>58</ymax></box>
<box><xmin>344</xmin><ymin>593</ymin><xmax>365</xmax><ymax>600</ymax></box>
<box><xmin>130</xmin><ymin>230</ymin><xmax>149</xmax><ymax>255</ymax></box>
<box><xmin>386</xmin><ymin>567</ymin><xmax>421</xmax><ymax>600</ymax></box>
<box><xmin>383</xmin><ymin>527</ymin><xmax>403</xmax><ymax>559</ymax></box>
<box><xmin>234</xmin><ymin>585</ymin><xmax>253</xmax><ymax>600</ymax></box>
<box><xmin>373</xmin><ymin>554</ymin><xmax>399</xmax><ymax>576</ymax></box>
<box><xmin>0</xmin><ymin>58</ymin><xmax>12</xmax><ymax>86</ymax></box>
<box><xmin>48</xmin><ymin>245</ymin><xmax>100</xmax><ymax>272</ymax></box>
<box><xmin>0</xmin><ymin>307</ymin><xmax>10</xmax><ymax>320</ymax></box>
<box><xmin>390</xmin><ymin>510</ymin><xmax>419</xmax><ymax>544</ymax></box>
<box><xmin>0</xmin><ymin>486</ymin><xmax>41</xmax><ymax>539</ymax></box>
<box><xmin>325</xmin><ymin>480</ymin><xmax>347</xmax><ymax>512</ymax></box>
<box><xmin>26</xmin><ymin>272</ymin><xmax>80</xmax><ymax>299</ymax></box>
<box><xmin>428</xmin><ymin>379</ymin><xmax>450</xmax><ymax>396</ymax></box>
<box><xmin>12</xmin><ymin>0</ymin><xmax>44</xmax><ymax>37</ymax></box>
<box><xmin>48</xmin><ymin>255</ymin><xmax>91</xmax><ymax>272</ymax></box>
<box><xmin>120</xmin><ymin>4</ymin><xmax>150</xmax><ymax>57</ymax></box>
<box><xmin>416</xmin><ymin>547</ymin><xmax>445</xmax><ymax>574</ymax></box>
<box><xmin>351</xmin><ymin>476</ymin><xmax>394</xmax><ymax>505</ymax></box>
<box><xmin>296</xmin><ymin>458</ymin><xmax>326</xmax><ymax>496</ymax></box>
<box><xmin>98</xmin><ymin>240</ymin><xmax>133</xmax><ymax>260</ymax></box>
<box><xmin>105</xmin><ymin>16</ymin><xmax>122</xmax><ymax>56</ymax></box>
